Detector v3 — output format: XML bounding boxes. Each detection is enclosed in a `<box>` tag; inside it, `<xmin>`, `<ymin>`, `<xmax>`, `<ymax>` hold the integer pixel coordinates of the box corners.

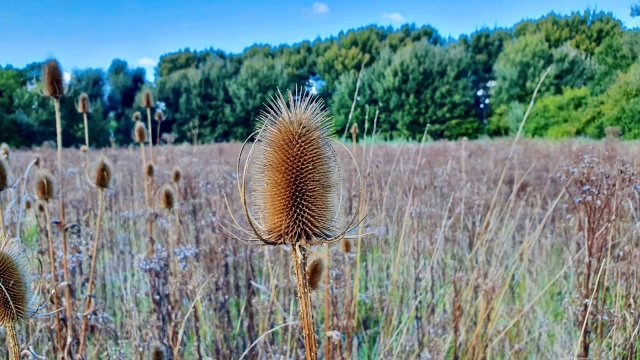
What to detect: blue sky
<box><xmin>0</xmin><ymin>0</ymin><xmax>635</xmax><ymax>81</ymax></box>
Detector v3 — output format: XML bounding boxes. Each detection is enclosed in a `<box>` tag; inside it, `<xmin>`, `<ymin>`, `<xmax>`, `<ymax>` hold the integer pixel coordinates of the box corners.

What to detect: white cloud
<box><xmin>382</xmin><ymin>12</ymin><xmax>406</xmax><ymax>23</ymax></box>
<box><xmin>63</xmin><ymin>71</ymin><xmax>71</xmax><ymax>83</ymax></box>
<box><xmin>312</xmin><ymin>2</ymin><xmax>330</xmax><ymax>14</ymax></box>
<box><xmin>138</xmin><ymin>57</ymin><xmax>157</xmax><ymax>67</ymax></box>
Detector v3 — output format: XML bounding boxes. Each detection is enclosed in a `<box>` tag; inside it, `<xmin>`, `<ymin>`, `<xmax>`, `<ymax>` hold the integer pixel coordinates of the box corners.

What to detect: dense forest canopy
<box><xmin>0</xmin><ymin>10</ymin><xmax>638</xmax><ymax>147</ymax></box>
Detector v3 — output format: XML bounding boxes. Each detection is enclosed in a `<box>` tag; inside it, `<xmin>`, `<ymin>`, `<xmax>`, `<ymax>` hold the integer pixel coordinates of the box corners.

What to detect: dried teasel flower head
<box><xmin>159</xmin><ymin>184</ymin><xmax>175</xmax><ymax>210</ymax></box>
<box><xmin>132</xmin><ymin>111</ymin><xmax>142</xmax><ymax>122</ymax></box>
<box><xmin>34</xmin><ymin>171</ymin><xmax>55</xmax><ymax>202</ymax></box>
<box><xmin>0</xmin><ymin>143</ymin><xmax>9</xmax><ymax>160</ymax></box>
<box><xmin>76</xmin><ymin>92</ymin><xmax>91</xmax><ymax>114</ymax></box>
<box><xmin>150</xmin><ymin>342</ymin><xmax>167</xmax><ymax>360</ymax></box>
<box><xmin>134</xmin><ymin>122</ymin><xmax>147</xmax><ymax>144</ymax></box>
<box><xmin>42</xmin><ymin>59</ymin><xmax>64</xmax><ymax>99</ymax></box>
<box><xmin>341</xmin><ymin>239</ymin><xmax>352</xmax><ymax>254</ymax></box>
<box><xmin>93</xmin><ymin>157</ymin><xmax>112</xmax><ymax>189</ymax></box>
<box><xmin>142</xmin><ymin>90</ymin><xmax>154</xmax><ymax>109</ymax></box>
<box><xmin>171</xmin><ymin>167</ymin><xmax>182</xmax><ymax>184</ymax></box>
<box><xmin>80</xmin><ymin>145</ymin><xmax>88</xmax><ymax>154</ymax></box>
<box><xmin>306</xmin><ymin>257</ymin><xmax>324</xmax><ymax>291</ymax></box>
<box><xmin>0</xmin><ymin>237</ymin><xmax>32</xmax><ymax>326</ymax></box>
<box><xmin>145</xmin><ymin>162</ymin><xmax>155</xmax><ymax>179</ymax></box>
<box><xmin>154</xmin><ymin>110</ymin><xmax>165</xmax><ymax>122</ymax></box>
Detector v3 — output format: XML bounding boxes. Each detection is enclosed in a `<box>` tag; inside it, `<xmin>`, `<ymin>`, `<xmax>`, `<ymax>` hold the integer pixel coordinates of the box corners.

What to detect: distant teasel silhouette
<box><xmin>132</xmin><ymin>111</ymin><xmax>142</xmax><ymax>122</ymax></box>
<box><xmin>230</xmin><ymin>90</ymin><xmax>365</xmax><ymax>360</ymax></box>
<box><xmin>77</xmin><ymin>92</ymin><xmax>92</xmax><ymax>148</ymax></box>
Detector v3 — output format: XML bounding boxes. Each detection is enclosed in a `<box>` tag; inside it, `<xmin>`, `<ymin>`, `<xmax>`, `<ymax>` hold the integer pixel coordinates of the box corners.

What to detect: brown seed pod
<box><xmin>306</xmin><ymin>257</ymin><xmax>324</xmax><ymax>291</ymax></box>
<box><xmin>93</xmin><ymin>157</ymin><xmax>112</xmax><ymax>189</ymax></box>
<box><xmin>37</xmin><ymin>202</ymin><xmax>45</xmax><ymax>214</ymax></box>
<box><xmin>142</xmin><ymin>90</ymin><xmax>154</xmax><ymax>108</ymax></box>
<box><xmin>249</xmin><ymin>91</ymin><xmax>340</xmax><ymax>244</ymax></box>
<box><xmin>34</xmin><ymin>172</ymin><xmax>55</xmax><ymax>202</ymax></box>
<box><xmin>76</xmin><ymin>92</ymin><xmax>91</xmax><ymax>114</ymax></box>
<box><xmin>145</xmin><ymin>162</ymin><xmax>155</xmax><ymax>179</ymax></box>
<box><xmin>159</xmin><ymin>184</ymin><xmax>175</xmax><ymax>210</ymax></box>
<box><xmin>171</xmin><ymin>167</ymin><xmax>182</xmax><ymax>184</ymax></box>
<box><xmin>132</xmin><ymin>111</ymin><xmax>142</xmax><ymax>122</ymax></box>
<box><xmin>24</xmin><ymin>199</ymin><xmax>32</xmax><ymax>211</ymax></box>
<box><xmin>134</xmin><ymin>122</ymin><xmax>147</xmax><ymax>144</ymax></box>
<box><xmin>154</xmin><ymin>110</ymin><xmax>165</xmax><ymax>122</ymax></box>
<box><xmin>0</xmin><ymin>238</ymin><xmax>32</xmax><ymax>325</ymax></box>
<box><xmin>42</xmin><ymin>59</ymin><xmax>64</xmax><ymax>99</ymax></box>
<box><xmin>0</xmin><ymin>159</ymin><xmax>7</xmax><ymax>192</ymax></box>
<box><xmin>150</xmin><ymin>342</ymin><xmax>167</xmax><ymax>360</ymax></box>
<box><xmin>341</xmin><ymin>239</ymin><xmax>352</xmax><ymax>254</ymax></box>
<box><xmin>0</xmin><ymin>143</ymin><xmax>9</xmax><ymax>160</ymax></box>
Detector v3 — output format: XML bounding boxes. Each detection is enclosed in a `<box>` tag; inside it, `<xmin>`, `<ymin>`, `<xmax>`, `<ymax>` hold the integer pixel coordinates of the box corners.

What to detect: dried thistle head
<box><xmin>93</xmin><ymin>157</ymin><xmax>112</xmax><ymax>190</ymax></box>
<box><xmin>77</xmin><ymin>92</ymin><xmax>91</xmax><ymax>114</ymax></box>
<box><xmin>171</xmin><ymin>167</ymin><xmax>182</xmax><ymax>184</ymax></box>
<box><xmin>306</xmin><ymin>257</ymin><xmax>324</xmax><ymax>291</ymax></box>
<box><xmin>145</xmin><ymin>162</ymin><xmax>155</xmax><ymax>179</ymax></box>
<box><xmin>142</xmin><ymin>90</ymin><xmax>154</xmax><ymax>109</ymax></box>
<box><xmin>42</xmin><ymin>59</ymin><xmax>64</xmax><ymax>99</ymax></box>
<box><xmin>132</xmin><ymin>111</ymin><xmax>142</xmax><ymax>122</ymax></box>
<box><xmin>0</xmin><ymin>159</ymin><xmax>7</xmax><ymax>193</ymax></box>
<box><xmin>34</xmin><ymin>172</ymin><xmax>55</xmax><ymax>202</ymax></box>
<box><xmin>154</xmin><ymin>110</ymin><xmax>165</xmax><ymax>122</ymax></box>
<box><xmin>0</xmin><ymin>143</ymin><xmax>9</xmax><ymax>160</ymax></box>
<box><xmin>341</xmin><ymin>239</ymin><xmax>352</xmax><ymax>254</ymax></box>
<box><xmin>244</xmin><ymin>91</ymin><xmax>342</xmax><ymax>245</ymax></box>
<box><xmin>159</xmin><ymin>184</ymin><xmax>175</xmax><ymax>210</ymax></box>
<box><xmin>0</xmin><ymin>238</ymin><xmax>32</xmax><ymax>326</ymax></box>
<box><xmin>134</xmin><ymin>122</ymin><xmax>147</xmax><ymax>144</ymax></box>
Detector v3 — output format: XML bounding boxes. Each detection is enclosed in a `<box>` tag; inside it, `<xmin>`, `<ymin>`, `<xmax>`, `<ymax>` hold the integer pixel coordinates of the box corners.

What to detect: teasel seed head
<box><xmin>132</xmin><ymin>111</ymin><xmax>142</xmax><ymax>122</ymax></box>
<box><xmin>0</xmin><ymin>160</ymin><xmax>7</xmax><ymax>193</ymax></box>
<box><xmin>350</xmin><ymin>123</ymin><xmax>359</xmax><ymax>136</ymax></box>
<box><xmin>34</xmin><ymin>172</ymin><xmax>55</xmax><ymax>202</ymax></box>
<box><xmin>37</xmin><ymin>202</ymin><xmax>45</xmax><ymax>214</ymax></box>
<box><xmin>145</xmin><ymin>162</ymin><xmax>155</xmax><ymax>179</ymax></box>
<box><xmin>307</xmin><ymin>257</ymin><xmax>324</xmax><ymax>291</ymax></box>
<box><xmin>171</xmin><ymin>167</ymin><xmax>182</xmax><ymax>184</ymax></box>
<box><xmin>154</xmin><ymin>110</ymin><xmax>165</xmax><ymax>122</ymax></box>
<box><xmin>76</xmin><ymin>92</ymin><xmax>91</xmax><ymax>114</ymax></box>
<box><xmin>341</xmin><ymin>239</ymin><xmax>352</xmax><ymax>254</ymax></box>
<box><xmin>93</xmin><ymin>157</ymin><xmax>112</xmax><ymax>190</ymax></box>
<box><xmin>0</xmin><ymin>237</ymin><xmax>32</xmax><ymax>326</ymax></box>
<box><xmin>42</xmin><ymin>59</ymin><xmax>64</xmax><ymax>99</ymax></box>
<box><xmin>0</xmin><ymin>143</ymin><xmax>9</xmax><ymax>160</ymax></box>
<box><xmin>248</xmin><ymin>91</ymin><xmax>341</xmax><ymax>245</ymax></box>
<box><xmin>159</xmin><ymin>184</ymin><xmax>175</xmax><ymax>210</ymax></box>
<box><xmin>150</xmin><ymin>342</ymin><xmax>167</xmax><ymax>360</ymax></box>
<box><xmin>142</xmin><ymin>90</ymin><xmax>154</xmax><ymax>109</ymax></box>
<box><xmin>24</xmin><ymin>199</ymin><xmax>32</xmax><ymax>211</ymax></box>
<box><xmin>134</xmin><ymin>122</ymin><xmax>147</xmax><ymax>144</ymax></box>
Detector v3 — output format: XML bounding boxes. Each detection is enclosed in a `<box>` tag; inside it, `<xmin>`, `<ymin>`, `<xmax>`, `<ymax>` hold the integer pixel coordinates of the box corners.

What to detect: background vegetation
<box><xmin>1</xmin><ymin>10</ymin><xmax>639</xmax><ymax>146</ymax></box>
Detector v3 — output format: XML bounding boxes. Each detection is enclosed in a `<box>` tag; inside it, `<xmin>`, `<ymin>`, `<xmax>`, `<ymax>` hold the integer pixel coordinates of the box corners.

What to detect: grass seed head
<box><xmin>250</xmin><ymin>91</ymin><xmax>340</xmax><ymax>244</ymax></box>
<box><xmin>34</xmin><ymin>172</ymin><xmax>55</xmax><ymax>202</ymax></box>
<box><xmin>134</xmin><ymin>122</ymin><xmax>147</xmax><ymax>144</ymax></box>
<box><xmin>159</xmin><ymin>184</ymin><xmax>175</xmax><ymax>210</ymax></box>
<box><xmin>142</xmin><ymin>90</ymin><xmax>154</xmax><ymax>109</ymax></box>
<box><xmin>94</xmin><ymin>157</ymin><xmax>112</xmax><ymax>189</ymax></box>
<box><xmin>0</xmin><ymin>160</ymin><xmax>7</xmax><ymax>192</ymax></box>
<box><xmin>307</xmin><ymin>257</ymin><xmax>324</xmax><ymax>291</ymax></box>
<box><xmin>42</xmin><ymin>59</ymin><xmax>64</xmax><ymax>99</ymax></box>
<box><xmin>0</xmin><ymin>238</ymin><xmax>32</xmax><ymax>325</ymax></box>
<box><xmin>77</xmin><ymin>92</ymin><xmax>91</xmax><ymax>113</ymax></box>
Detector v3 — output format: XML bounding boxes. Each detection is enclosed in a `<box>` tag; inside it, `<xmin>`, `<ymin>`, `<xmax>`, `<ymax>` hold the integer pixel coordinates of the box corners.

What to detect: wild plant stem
<box><xmin>6</xmin><ymin>323</ymin><xmax>20</xmax><ymax>360</ymax></box>
<box><xmin>83</xmin><ymin>112</ymin><xmax>89</xmax><ymax>149</ymax></box>
<box><xmin>292</xmin><ymin>244</ymin><xmax>317</xmax><ymax>360</ymax></box>
<box><xmin>323</xmin><ymin>243</ymin><xmax>331</xmax><ymax>359</ymax></box>
<box><xmin>44</xmin><ymin>204</ymin><xmax>63</xmax><ymax>354</ymax></box>
<box><xmin>78</xmin><ymin>189</ymin><xmax>104</xmax><ymax>356</ymax></box>
<box><xmin>146</xmin><ymin>108</ymin><xmax>153</xmax><ymax>160</ymax></box>
<box><xmin>0</xmin><ymin>196</ymin><xmax>6</xmax><ymax>237</ymax></box>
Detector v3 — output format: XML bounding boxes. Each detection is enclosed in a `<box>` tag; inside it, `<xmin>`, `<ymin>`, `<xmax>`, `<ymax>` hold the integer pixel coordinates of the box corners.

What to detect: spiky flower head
<box><xmin>245</xmin><ymin>91</ymin><xmax>342</xmax><ymax>245</ymax></box>
<box><xmin>341</xmin><ymin>239</ymin><xmax>352</xmax><ymax>254</ymax></box>
<box><xmin>132</xmin><ymin>111</ymin><xmax>142</xmax><ymax>122</ymax></box>
<box><xmin>0</xmin><ymin>143</ymin><xmax>9</xmax><ymax>160</ymax></box>
<box><xmin>159</xmin><ymin>184</ymin><xmax>175</xmax><ymax>210</ymax></box>
<box><xmin>154</xmin><ymin>110</ymin><xmax>165</xmax><ymax>122</ymax></box>
<box><xmin>171</xmin><ymin>167</ymin><xmax>182</xmax><ymax>184</ymax></box>
<box><xmin>0</xmin><ymin>160</ymin><xmax>7</xmax><ymax>193</ymax></box>
<box><xmin>34</xmin><ymin>172</ymin><xmax>55</xmax><ymax>202</ymax></box>
<box><xmin>42</xmin><ymin>59</ymin><xmax>64</xmax><ymax>99</ymax></box>
<box><xmin>150</xmin><ymin>342</ymin><xmax>167</xmax><ymax>360</ymax></box>
<box><xmin>0</xmin><ymin>238</ymin><xmax>32</xmax><ymax>325</ymax></box>
<box><xmin>145</xmin><ymin>162</ymin><xmax>155</xmax><ymax>179</ymax></box>
<box><xmin>306</xmin><ymin>257</ymin><xmax>324</xmax><ymax>291</ymax></box>
<box><xmin>142</xmin><ymin>90</ymin><xmax>154</xmax><ymax>109</ymax></box>
<box><xmin>134</xmin><ymin>122</ymin><xmax>147</xmax><ymax>144</ymax></box>
<box><xmin>93</xmin><ymin>157</ymin><xmax>112</xmax><ymax>189</ymax></box>
<box><xmin>77</xmin><ymin>92</ymin><xmax>91</xmax><ymax>114</ymax></box>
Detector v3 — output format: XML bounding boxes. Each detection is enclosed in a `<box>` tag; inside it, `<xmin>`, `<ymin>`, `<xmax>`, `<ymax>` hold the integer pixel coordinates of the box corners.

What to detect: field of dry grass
<box><xmin>0</xmin><ymin>137</ymin><xmax>639</xmax><ymax>359</ymax></box>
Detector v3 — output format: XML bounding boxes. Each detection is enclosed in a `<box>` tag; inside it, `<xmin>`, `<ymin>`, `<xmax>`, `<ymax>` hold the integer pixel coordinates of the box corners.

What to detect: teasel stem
<box><xmin>292</xmin><ymin>243</ymin><xmax>318</xmax><ymax>360</ymax></box>
<box><xmin>43</xmin><ymin>204</ymin><xmax>63</xmax><ymax>354</ymax></box>
<box><xmin>146</xmin><ymin>108</ymin><xmax>153</xmax><ymax>160</ymax></box>
<box><xmin>53</xmin><ymin>98</ymin><xmax>74</xmax><ymax>354</ymax></box>
<box><xmin>78</xmin><ymin>188</ymin><xmax>104</xmax><ymax>356</ymax></box>
<box><xmin>6</xmin><ymin>323</ymin><xmax>20</xmax><ymax>360</ymax></box>
<box><xmin>323</xmin><ymin>244</ymin><xmax>331</xmax><ymax>359</ymax></box>
<box><xmin>83</xmin><ymin>112</ymin><xmax>89</xmax><ymax>149</ymax></box>
<box><xmin>0</xmin><ymin>196</ymin><xmax>6</xmax><ymax>237</ymax></box>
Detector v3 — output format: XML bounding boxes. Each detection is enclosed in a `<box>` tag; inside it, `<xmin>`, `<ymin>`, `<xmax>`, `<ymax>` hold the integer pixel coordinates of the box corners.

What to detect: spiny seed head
<box><xmin>145</xmin><ymin>162</ymin><xmax>155</xmax><ymax>179</ymax></box>
<box><xmin>0</xmin><ymin>143</ymin><xmax>9</xmax><ymax>160</ymax></box>
<box><xmin>341</xmin><ymin>239</ymin><xmax>352</xmax><ymax>254</ymax></box>
<box><xmin>159</xmin><ymin>184</ymin><xmax>175</xmax><ymax>210</ymax></box>
<box><xmin>150</xmin><ymin>342</ymin><xmax>167</xmax><ymax>360</ymax></box>
<box><xmin>132</xmin><ymin>111</ymin><xmax>142</xmax><ymax>122</ymax></box>
<box><xmin>32</xmin><ymin>156</ymin><xmax>41</xmax><ymax>169</ymax></box>
<box><xmin>171</xmin><ymin>167</ymin><xmax>182</xmax><ymax>184</ymax></box>
<box><xmin>350</xmin><ymin>123</ymin><xmax>359</xmax><ymax>135</ymax></box>
<box><xmin>34</xmin><ymin>172</ymin><xmax>55</xmax><ymax>202</ymax></box>
<box><xmin>0</xmin><ymin>238</ymin><xmax>32</xmax><ymax>325</ymax></box>
<box><xmin>93</xmin><ymin>157</ymin><xmax>112</xmax><ymax>189</ymax></box>
<box><xmin>307</xmin><ymin>257</ymin><xmax>324</xmax><ymax>291</ymax></box>
<box><xmin>154</xmin><ymin>111</ymin><xmax>165</xmax><ymax>122</ymax></box>
<box><xmin>24</xmin><ymin>199</ymin><xmax>32</xmax><ymax>211</ymax></box>
<box><xmin>142</xmin><ymin>90</ymin><xmax>154</xmax><ymax>108</ymax></box>
<box><xmin>42</xmin><ymin>59</ymin><xmax>64</xmax><ymax>99</ymax></box>
<box><xmin>77</xmin><ymin>92</ymin><xmax>91</xmax><ymax>113</ymax></box>
<box><xmin>250</xmin><ymin>91</ymin><xmax>340</xmax><ymax>244</ymax></box>
<box><xmin>37</xmin><ymin>202</ymin><xmax>45</xmax><ymax>214</ymax></box>
<box><xmin>0</xmin><ymin>160</ymin><xmax>7</xmax><ymax>192</ymax></box>
<box><xmin>134</xmin><ymin>122</ymin><xmax>147</xmax><ymax>144</ymax></box>
<box><xmin>80</xmin><ymin>145</ymin><xmax>88</xmax><ymax>154</ymax></box>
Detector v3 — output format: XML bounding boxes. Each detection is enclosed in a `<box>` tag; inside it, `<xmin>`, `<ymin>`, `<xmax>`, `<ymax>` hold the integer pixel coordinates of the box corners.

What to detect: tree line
<box><xmin>0</xmin><ymin>10</ymin><xmax>638</xmax><ymax>147</ymax></box>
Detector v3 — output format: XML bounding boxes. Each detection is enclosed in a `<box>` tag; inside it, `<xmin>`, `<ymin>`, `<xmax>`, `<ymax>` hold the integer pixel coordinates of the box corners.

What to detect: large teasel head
<box><xmin>34</xmin><ymin>171</ymin><xmax>55</xmax><ymax>202</ymax></box>
<box><xmin>42</xmin><ymin>59</ymin><xmax>64</xmax><ymax>99</ymax></box>
<box><xmin>77</xmin><ymin>92</ymin><xmax>91</xmax><ymax>114</ymax></box>
<box><xmin>93</xmin><ymin>157</ymin><xmax>112</xmax><ymax>190</ymax></box>
<box><xmin>142</xmin><ymin>90</ymin><xmax>154</xmax><ymax>109</ymax></box>
<box><xmin>238</xmin><ymin>90</ymin><xmax>361</xmax><ymax>246</ymax></box>
<box><xmin>0</xmin><ymin>237</ymin><xmax>32</xmax><ymax>326</ymax></box>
